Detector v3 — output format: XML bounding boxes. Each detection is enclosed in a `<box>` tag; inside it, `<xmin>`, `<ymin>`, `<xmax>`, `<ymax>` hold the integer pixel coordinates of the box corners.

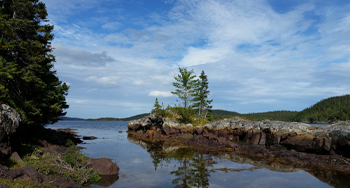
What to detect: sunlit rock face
<box><xmin>0</xmin><ymin>104</ymin><xmax>21</xmax><ymax>157</ymax></box>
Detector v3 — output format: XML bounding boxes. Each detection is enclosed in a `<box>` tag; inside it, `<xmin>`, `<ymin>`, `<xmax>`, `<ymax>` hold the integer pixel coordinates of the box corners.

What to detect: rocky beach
<box><xmin>0</xmin><ymin>104</ymin><xmax>119</xmax><ymax>187</ymax></box>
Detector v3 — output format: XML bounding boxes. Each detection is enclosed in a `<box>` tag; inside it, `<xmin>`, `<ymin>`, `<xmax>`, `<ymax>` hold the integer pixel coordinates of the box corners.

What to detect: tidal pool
<box><xmin>48</xmin><ymin>121</ymin><xmax>348</xmax><ymax>188</ymax></box>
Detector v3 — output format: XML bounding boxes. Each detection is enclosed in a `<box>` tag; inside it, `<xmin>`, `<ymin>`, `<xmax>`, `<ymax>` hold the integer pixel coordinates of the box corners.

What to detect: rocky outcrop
<box><xmin>128</xmin><ymin>114</ymin><xmax>350</xmax><ymax>176</ymax></box>
<box><xmin>128</xmin><ymin>115</ymin><xmax>350</xmax><ymax>158</ymax></box>
<box><xmin>0</xmin><ymin>104</ymin><xmax>21</xmax><ymax>157</ymax></box>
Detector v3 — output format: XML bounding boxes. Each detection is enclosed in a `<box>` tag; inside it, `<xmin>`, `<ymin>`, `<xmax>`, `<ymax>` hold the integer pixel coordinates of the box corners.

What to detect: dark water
<box><xmin>47</xmin><ymin>121</ymin><xmax>345</xmax><ymax>188</ymax></box>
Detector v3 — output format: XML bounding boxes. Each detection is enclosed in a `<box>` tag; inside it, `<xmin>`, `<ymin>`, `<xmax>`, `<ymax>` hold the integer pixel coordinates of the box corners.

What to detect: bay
<box><xmin>47</xmin><ymin>121</ymin><xmax>341</xmax><ymax>188</ymax></box>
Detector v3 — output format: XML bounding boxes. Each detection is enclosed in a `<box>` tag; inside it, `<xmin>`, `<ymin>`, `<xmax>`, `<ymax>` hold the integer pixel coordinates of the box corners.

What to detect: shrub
<box><xmin>22</xmin><ymin>140</ymin><xmax>101</xmax><ymax>184</ymax></box>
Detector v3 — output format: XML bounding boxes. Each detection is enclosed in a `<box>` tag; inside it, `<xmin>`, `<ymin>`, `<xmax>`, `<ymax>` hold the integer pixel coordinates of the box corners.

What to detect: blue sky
<box><xmin>41</xmin><ymin>0</ymin><xmax>350</xmax><ymax>118</ymax></box>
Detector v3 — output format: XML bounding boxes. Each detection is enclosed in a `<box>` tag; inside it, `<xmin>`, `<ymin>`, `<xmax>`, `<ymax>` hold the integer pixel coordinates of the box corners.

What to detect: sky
<box><xmin>40</xmin><ymin>0</ymin><xmax>350</xmax><ymax>119</ymax></box>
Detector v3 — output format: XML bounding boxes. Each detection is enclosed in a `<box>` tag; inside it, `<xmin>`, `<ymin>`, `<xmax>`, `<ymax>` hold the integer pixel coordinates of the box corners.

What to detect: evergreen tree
<box><xmin>0</xmin><ymin>0</ymin><xmax>69</xmax><ymax>126</ymax></box>
<box><xmin>152</xmin><ymin>98</ymin><xmax>162</xmax><ymax>112</ymax></box>
<box><xmin>193</xmin><ymin>70</ymin><xmax>212</xmax><ymax>117</ymax></box>
<box><xmin>171</xmin><ymin>67</ymin><xmax>197</xmax><ymax>108</ymax></box>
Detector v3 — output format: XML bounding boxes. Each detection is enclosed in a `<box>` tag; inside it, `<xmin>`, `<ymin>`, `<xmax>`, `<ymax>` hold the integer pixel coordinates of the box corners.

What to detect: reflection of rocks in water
<box><xmin>209</xmin><ymin>166</ymin><xmax>260</xmax><ymax>173</ymax></box>
<box><xmin>127</xmin><ymin>134</ymin><xmax>148</xmax><ymax>149</ymax></box>
<box><xmin>127</xmin><ymin>133</ymin><xmax>183</xmax><ymax>152</ymax></box>
<box><xmin>213</xmin><ymin>153</ymin><xmax>299</xmax><ymax>173</ymax></box>
<box><xmin>94</xmin><ymin>175</ymin><xmax>119</xmax><ymax>187</ymax></box>
<box><xmin>307</xmin><ymin>170</ymin><xmax>350</xmax><ymax>188</ymax></box>
<box><xmin>127</xmin><ymin>133</ymin><xmax>350</xmax><ymax>188</ymax></box>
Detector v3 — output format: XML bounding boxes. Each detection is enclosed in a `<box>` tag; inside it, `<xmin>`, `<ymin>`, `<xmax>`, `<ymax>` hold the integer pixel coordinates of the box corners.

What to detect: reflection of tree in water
<box><xmin>151</xmin><ymin>147</ymin><xmax>212</xmax><ymax>188</ymax></box>
<box><xmin>146</xmin><ymin>140</ymin><xmax>171</xmax><ymax>170</ymax></box>
<box><xmin>191</xmin><ymin>154</ymin><xmax>210</xmax><ymax>188</ymax></box>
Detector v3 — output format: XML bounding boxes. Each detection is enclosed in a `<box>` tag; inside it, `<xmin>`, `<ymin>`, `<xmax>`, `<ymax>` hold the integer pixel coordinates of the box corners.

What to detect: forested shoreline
<box><xmin>84</xmin><ymin>95</ymin><xmax>350</xmax><ymax>123</ymax></box>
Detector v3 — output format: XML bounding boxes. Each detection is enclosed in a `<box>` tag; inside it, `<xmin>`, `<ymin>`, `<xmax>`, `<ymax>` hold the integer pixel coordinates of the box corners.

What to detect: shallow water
<box><xmin>47</xmin><ymin>121</ymin><xmax>346</xmax><ymax>188</ymax></box>
<box><xmin>309</xmin><ymin>124</ymin><xmax>330</xmax><ymax>126</ymax></box>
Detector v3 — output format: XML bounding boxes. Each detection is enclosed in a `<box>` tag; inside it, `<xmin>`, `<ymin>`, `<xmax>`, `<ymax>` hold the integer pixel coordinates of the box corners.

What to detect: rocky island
<box><xmin>128</xmin><ymin>113</ymin><xmax>350</xmax><ymax>175</ymax></box>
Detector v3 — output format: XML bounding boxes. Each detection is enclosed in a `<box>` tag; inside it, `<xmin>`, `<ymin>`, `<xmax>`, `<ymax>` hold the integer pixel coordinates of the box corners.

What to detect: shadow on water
<box><xmin>94</xmin><ymin>175</ymin><xmax>119</xmax><ymax>187</ymax></box>
<box><xmin>127</xmin><ymin>133</ymin><xmax>350</xmax><ymax>188</ymax></box>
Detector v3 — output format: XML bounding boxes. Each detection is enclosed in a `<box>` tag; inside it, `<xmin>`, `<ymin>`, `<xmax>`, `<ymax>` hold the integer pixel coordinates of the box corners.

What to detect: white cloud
<box><xmin>54</xmin><ymin>43</ymin><xmax>114</xmax><ymax>66</ymax></box>
<box><xmin>85</xmin><ymin>76</ymin><xmax>120</xmax><ymax>85</ymax></box>
<box><xmin>133</xmin><ymin>80</ymin><xmax>144</xmax><ymax>85</ymax></box>
<box><xmin>102</xmin><ymin>22</ymin><xmax>123</xmax><ymax>30</ymax></box>
<box><xmin>148</xmin><ymin>91</ymin><xmax>173</xmax><ymax>97</ymax></box>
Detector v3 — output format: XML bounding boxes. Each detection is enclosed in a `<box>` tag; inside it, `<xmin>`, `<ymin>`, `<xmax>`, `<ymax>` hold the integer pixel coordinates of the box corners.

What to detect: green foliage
<box><xmin>211</xmin><ymin>109</ymin><xmax>298</xmax><ymax>121</ymax></box>
<box><xmin>294</xmin><ymin>95</ymin><xmax>350</xmax><ymax>123</ymax></box>
<box><xmin>176</xmin><ymin>107</ymin><xmax>196</xmax><ymax>124</ymax></box>
<box><xmin>154</xmin><ymin>109</ymin><xmax>174</xmax><ymax>119</ymax></box>
<box><xmin>0</xmin><ymin>178</ymin><xmax>52</xmax><ymax>188</ymax></box>
<box><xmin>211</xmin><ymin>109</ymin><xmax>240</xmax><ymax>119</ymax></box>
<box><xmin>192</xmin><ymin>70</ymin><xmax>213</xmax><ymax>118</ymax></box>
<box><xmin>0</xmin><ymin>0</ymin><xmax>69</xmax><ymax>126</ymax></box>
<box><xmin>171</xmin><ymin>67</ymin><xmax>197</xmax><ymax>108</ymax></box>
<box><xmin>64</xmin><ymin>140</ymin><xmax>87</xmax><ymax>168</ymax></box>
<box><xmin>22</xmin><ymin>142</ymin><xmax>101</xmax><ymax>184</ymax></box>
<box><xmin>152</xmin><ymin>98</ymin><xmax>162</xmax><ymax>112</ymax></box>
<box><xmin>243</xmin><ymin>110</ymin><xmax>298</xmax><ymax>121</ymax></box>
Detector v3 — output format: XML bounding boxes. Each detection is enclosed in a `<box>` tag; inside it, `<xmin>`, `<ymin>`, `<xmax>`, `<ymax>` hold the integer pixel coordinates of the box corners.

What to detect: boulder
<box><xmin>87</xmin><ymin>158</ymin><xmax>119</xmax><ymax>175</ymax></box>
<box><xmin>0</xmin><ymin>104</ymin><xmax>21</xmax><ymax>157</ymax></box>
<box><xmin>10</xmin><ymin>151</ymin><xmax>22</xmax><ymax>162</ymax></box>
<box><xmin>2</xmin><ymin>165</ymin><xmax>43</xmax><ymax>182</ymax></box>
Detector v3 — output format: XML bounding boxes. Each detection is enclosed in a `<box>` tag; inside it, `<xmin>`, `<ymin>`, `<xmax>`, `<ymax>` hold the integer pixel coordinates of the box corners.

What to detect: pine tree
<box><xmin>0</xmin><ymin>0</ymin><xmax>69</xmax><ymax>126</ymax></box>
<box><xmin>192</xmin><ymin>70</ymin><xmax>212</xmax><ymax>117</ymax></box>
<box><xmin>171</xmin><ymin>67</ymin><xmax>197</xmax><ymax>108</ymax></box>
<box><xmin>152</xmin><ymin>98</ymin><xmax>162</xmax><ymax>112</ymax></box>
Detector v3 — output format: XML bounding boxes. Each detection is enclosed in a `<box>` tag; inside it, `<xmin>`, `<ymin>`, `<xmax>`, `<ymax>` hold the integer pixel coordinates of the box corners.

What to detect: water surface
<box><xmin>47</xmin><ymin>121</ymin><xmax>345</xmax><ymax>188</ymax></box>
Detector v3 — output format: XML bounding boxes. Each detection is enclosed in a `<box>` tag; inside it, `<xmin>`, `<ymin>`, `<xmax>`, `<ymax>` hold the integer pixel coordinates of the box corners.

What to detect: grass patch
<box><xmin>153</xmin><ymin>107</ymin><xmax>212</xmax><ymax>126</ymax></box>
<box><xmin>0</xmin><ymin>178</ymin><xmax>52</xmax><ymax>188</ymax></box>
<box><xmin>21</xmin><ymin>140</ymin><xmax>101</xmax><ymax>184</ymax></box>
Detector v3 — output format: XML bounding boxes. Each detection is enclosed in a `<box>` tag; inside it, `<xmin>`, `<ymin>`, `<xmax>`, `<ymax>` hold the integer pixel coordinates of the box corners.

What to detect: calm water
<box><xmin>47</xmin><ymin>121</ymin><xmax>343</xmax><ymax>188</ymax></box>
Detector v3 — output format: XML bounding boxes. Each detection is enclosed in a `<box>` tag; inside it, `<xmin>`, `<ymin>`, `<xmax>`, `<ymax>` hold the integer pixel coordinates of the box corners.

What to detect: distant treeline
<box><xmin>211</xmin><ymin>109</ymin><xmax>298</xmax><ymax>122</ymax></box>
<box><xmin>243</xmin><ymin>111</ymin><xmax>298</xmax><ymax>122</ymax></box>
<box><xmin>293</xmin><ymin>95</ymin><xmax>350</xmax><ymax>123</ymax></box>
<box><xmin>69</xmin><ymin>95</ymin><xmax>350</xmax><ymax>123</ymax></box>
<box><xmin>212</xmin><ymin>95</ymin><xmax>350</xmax><ymax>123</ymax></box>
<box><xmin>85</xmin><ymin>113</ymin><xmax>150</xmax><ymax>121</ymax></box>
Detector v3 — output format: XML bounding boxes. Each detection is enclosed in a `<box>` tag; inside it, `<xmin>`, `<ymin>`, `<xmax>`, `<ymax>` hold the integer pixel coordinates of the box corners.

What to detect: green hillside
<box><xmin>243</xmin><ymin>111</ymin><xmax>298</xmax><ymax>121</ymax></box>
<box><xmin>86</xmin><ymin>113</ymin><xmax>150</xmax><ymax>121</ymax></box>
<box><xmin>294</xmin><ymin>95</ymin><xmax>350</xmax><ymax>123</ymax></box>
<box><xmin>211</xmin><ymin>109</ymin><xmax>297</xmax><ymax>122</ymax></box>
<box><xmin>211</xmin><ymin>109</ymin><xmax>240</xmax><ymax>119</ymax></box>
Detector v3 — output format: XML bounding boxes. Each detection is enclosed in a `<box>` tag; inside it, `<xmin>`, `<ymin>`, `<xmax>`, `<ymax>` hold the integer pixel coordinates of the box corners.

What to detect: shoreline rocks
<box><xmin>128</xmin><ymin>114</ymin><xmax>350</xmax><ymax>173</ymax></box>
<box><xmin>128</xmin><ymin>116</ymin><xmax>350</xmax><ymax>157</ymax></box>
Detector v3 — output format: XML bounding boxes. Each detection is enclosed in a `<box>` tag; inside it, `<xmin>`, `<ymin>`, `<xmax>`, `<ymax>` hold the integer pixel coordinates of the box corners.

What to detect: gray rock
<box><xmin>0</xmin><ymin>104</ymin><xmax>21</xmax><ymax>157</ymax></box>
<box><xmin>204</xmin><ymin>119</ymin><xmax>230</xmax><ymax>130</ymax></box>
